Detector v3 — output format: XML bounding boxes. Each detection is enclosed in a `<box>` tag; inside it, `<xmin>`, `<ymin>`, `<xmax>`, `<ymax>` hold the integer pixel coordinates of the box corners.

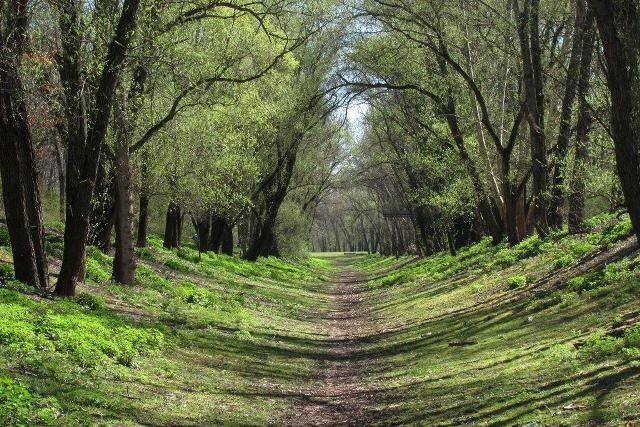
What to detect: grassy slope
<box><xmin>0</xmin><ymin>232</ymin><xmax>332</xmax><ymax>425</ymax></box>
<box><xmin>353</xmin><ymin>214</ymin><xmax>640</xmax><ymax>425</ymax></box>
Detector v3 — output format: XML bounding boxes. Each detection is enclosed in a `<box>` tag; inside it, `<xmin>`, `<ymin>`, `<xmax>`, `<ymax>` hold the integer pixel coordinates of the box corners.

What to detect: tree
<box><xmin>54</xmin><ymin>0</ymin><xmax>142</xmax><ymax>296</ymax></box>
<box><xmin>0</xmin><ymin>0</ymin><xmax>48</xmax><ymax>289</ymax></box>
<box><xmin>588</xmin><ymin>0</ymin><xmax>640</xmax><ymax>242</ymax></box>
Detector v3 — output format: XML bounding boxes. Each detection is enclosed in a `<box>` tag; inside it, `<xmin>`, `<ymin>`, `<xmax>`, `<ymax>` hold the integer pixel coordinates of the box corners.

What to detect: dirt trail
<box><xmin>283</xmin><ymin>266</ymin><xmax>382</xmax><ymax>426</ymax></box>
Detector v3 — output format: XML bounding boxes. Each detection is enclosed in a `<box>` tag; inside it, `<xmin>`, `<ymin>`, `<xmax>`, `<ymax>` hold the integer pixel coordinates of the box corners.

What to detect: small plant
<box><xmin>73</xmin><ymin>293</ymin><xmax>106</xmax><ymax>311</ymax></box>
<box><xmin>559</xmin><ymin>291</ymin><xmax>580</xmax><ymax>308</ymax></box>
<box><xmin>567</xmin><ymin>271</ymin><xmax>605</xmax><ymax>292</ymax></box>
<box><xmin>0</xmin><ymin>228</ymin><xmax>10</xmax><ymax>247</ymax></box>
<box><xmin>0</xmin><ymin>263</ymin><xmax>14</xmax><ymax>280</ymax></box>
<box><xmin>507</xmin><ymin>275</ymin><xmax>528</xmax><ymax>289</ymax></box>
<box><xmin>581</xmin><ymin>332</ymin><xmax>622</xmax><ymax>361</ymax></box>
<box><xmin>85</xmin><ymin>258</ymin><xmax>110</xmax><ymax>283</ymax></box>
<box><xmin>624</xmin><ymin>324</ymin><xmax>640</xmax><ymax>348</ymax></box>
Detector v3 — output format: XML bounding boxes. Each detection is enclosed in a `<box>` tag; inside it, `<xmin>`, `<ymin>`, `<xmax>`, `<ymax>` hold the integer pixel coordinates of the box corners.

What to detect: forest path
<box><xmin>282</xmin><ymin>261</ymin><xmax>384</xmax><ymax>425</ymax></box>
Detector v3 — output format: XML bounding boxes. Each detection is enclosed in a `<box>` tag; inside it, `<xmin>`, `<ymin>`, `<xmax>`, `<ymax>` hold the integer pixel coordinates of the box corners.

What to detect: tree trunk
<box><xmin>89</xmin><ymin>161</ymin><xmax>115</xmax><ymax>252</ymax></box>
<box><xmin>588</xmin><ymin>0</ymin><xmax>640</xmax><ymax>242</ymax></box>
<box><xmin>195</xmin><ymin>215</ymin><xmax>210</xmax><ymax>253</ymax></box>
<box><xmin>548</xmin><ymin>0</ymin><xmax>588</xmax><ymax>228</ymax></box>
<box><xmin>55</xmin><ymin>0</ymin><xmax>142</xmax><ymax>297</ymax></box>
<box><xmin>0</xmin><ymin>3</ymin><xmax>48</xmax><ymax>289</ymax></box>
<box><xmin>221</xmin><ymin>223</ymin><xmax>234</xmax><ymax>256</ymax></box>
<box><xmin>136</xmin><ymin>150</ymin><xmax>150</xmax><ymax>247</ymax></box>
<box><xmin>568</xmin><ymin>11</ymin><xmax>595</xmax><ymax>234</ymax></box>
<box><xmin>516</xmin><ymin>0</ymin><xmax>549</xmax><ymax>236</ymax></box>
<box><xmin>163</xmin><ymin>202</ymin><xmax>182</xmax><ymax>249</ymax></box>
<box><xmin>209</xmin><ymin>214</ymin><xmax>225</xmax><ymax>252</ymax></box>
<box><xmin>112</xmin><ymin>91</ymin><xmax>136</xmax><ymax>285</ymax></box>
<box><xmin>52</xmin><ymin>131</ymin><xmax>66</xmax><ymax>221</ymax></box>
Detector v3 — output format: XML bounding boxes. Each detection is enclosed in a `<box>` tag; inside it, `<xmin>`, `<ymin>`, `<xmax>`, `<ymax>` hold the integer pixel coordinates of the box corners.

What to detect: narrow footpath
<box><xmin>283</xmin><ymin>264</ymin><xmax>384</xmax><ymax>426</ymax></box>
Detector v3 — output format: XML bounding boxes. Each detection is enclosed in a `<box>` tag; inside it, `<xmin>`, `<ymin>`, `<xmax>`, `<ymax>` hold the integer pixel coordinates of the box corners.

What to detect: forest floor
<box><xmin>1</xmin><ymin>214</ymin><xmax>640</xmax><ymax>425</ymax></box>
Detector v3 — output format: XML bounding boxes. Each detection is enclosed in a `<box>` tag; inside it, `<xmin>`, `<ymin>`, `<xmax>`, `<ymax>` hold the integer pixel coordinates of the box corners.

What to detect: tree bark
<box><xmin>195</xmin><ymin>215</ymin><xmax>210</xmax><ymax>253</ymax></box>
<box><xmin>112</xmin><ymin>94</ymin><xmax>137</xmax><ymax>285</ymax></box>
<box><xmin>163</xmin><ymin>202</ymin><xmax>182</xmax><ymax>249</ymax></box>
<box><xmin>136</xmin><ymin>150</ymin><xmax>150</xmax><ymax>247</ymax></box>
<box><xmin>568</xmin><ymin>11</ymin><xmax>595</xmax><ymax>234</ymax></box>
<box><xmin>221</xmin><ymin>223</ymin><xmax>234</xmax><ymax>256</ymax></box>
<box><xmin>548</xmin><ymin>0</ymin><xmax>588</xmax><ymax>228</ymax></box>
<box><xmin>516</xmin><ymin>0</ymin><xmax>549</xmax><ymax>236</ymax></box>
<box><xmin>55</xmin><ymin>0</ymin><xmax>141</xmax><ymax>297</ymax></box>
<box><xmin>209</xmin><ymin>214</ymin><xmax>225</xmax><ymax>252</ymax></box>
<box><xmin>588</xmin><ymin>0</ymin><xmax>640</xmax><ymax>242</ymax></box>
<box><xmin>0</xmin><ymin>1</ymin><xmax>48</xmax><ymax>289</ymax></box>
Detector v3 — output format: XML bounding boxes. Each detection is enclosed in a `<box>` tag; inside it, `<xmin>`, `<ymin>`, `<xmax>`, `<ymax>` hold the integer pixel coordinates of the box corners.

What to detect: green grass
<box><xmin>0</xmin><ymin>233</ymin><xmax>331</xmax><ymax>425</ymax></box>
<box><xmin>348</xmin><ymin>219</ymin><xmax>640</xmax><ymax>425</ymax></box>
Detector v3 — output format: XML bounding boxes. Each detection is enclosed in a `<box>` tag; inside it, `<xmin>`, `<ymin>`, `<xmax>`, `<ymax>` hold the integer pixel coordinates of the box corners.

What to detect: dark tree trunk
<box><xmin>52</xmin><ymin>131</ymin><xmax>66</xmax><ymax>221</ymax></box>
<box><xmin>55</xmin><ymin>0</ymin><xmax>141</xmax><ymax>296</ymax></box>
<box><xmin>221</xmin><ymin>223</ymin><xmax>234</xmax><ymax>256</ymax></box>
<box><xmin>568</xmin><ymin>11</ymin><xmax>595</xmax><ymax>234</ymax></box>
<box><xmin>0</xmin><ymin>2</ymin><xmax>48</xmax><ymax>289</ymax></box>
<box><xmin>245</xmin><ymin>149</ymin><xmax>297</xmax><ymax>261</ymax></box>
<box><xmin>163</xmin><ymin>202</ymin><xmax>182</xmax><ymax>249</ymax></box>
<box><xmin>517</xmin><ymin>0</ymin><xmax>549</xmax><ymax>236</ymax></box>
<box><xmin>588</xmin><ymin>0</ymin><xmax>640</xmax><ymax>242</ymax></box>
<box><xmin>548</xmin><ymin>1</ymin><xmax>588</xmax><ymax>228</ymax></box>
<box><xmin>245</xmin><ymin>216</ymin><xmax>278</xmax><ymax>261</ymax></box>
<box><xmin>112</xmin><ymin>92</ymin><xmax>137</xmax><ymax>285</ymax></box>
<box><xmin>136</xmin><ymin>150</ymin><xmax>150</xmax><ymax>247</ymax></box>
<box><xmin>209</xmin><ymin>214</ymin><xmax>225</xmax><ymax>252</ymax></box>
<box><xmin>195</xmin><ymin>215</ymin><xmax>210</xmax><ymax>253</ymax></box>
<box><xmin>89</xmin><ymin>161</ymin><xmax>115</xmax><ymax>252</ymax></box>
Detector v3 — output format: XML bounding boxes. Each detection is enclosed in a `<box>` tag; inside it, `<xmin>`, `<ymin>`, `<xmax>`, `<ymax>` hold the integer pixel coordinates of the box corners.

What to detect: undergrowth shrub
<box><xmin>0</xmin><ymin>228</ymin><xmax>10</xmax><ymax>246</ymax></box>
<box><xmin>507</xmin><ymin>275</ymin><xmax>528</xmax><ymax>289</ymax></box>
<box><xmin>0</xmin><ymin>263</ymin><xmax>14</xmax><ymax>280</ymax></box>
<box><xmin>494</xmin><ymin>235</ymin><xmax>544</xmax><ymax>266</ymax></box>
<box><xmin>581</xmin><ymin>332</ymin><xmax>622</xmax><ymax>361</ymax></box>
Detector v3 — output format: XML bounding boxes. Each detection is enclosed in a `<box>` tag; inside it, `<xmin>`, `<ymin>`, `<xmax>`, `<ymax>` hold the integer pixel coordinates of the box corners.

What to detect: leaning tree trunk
<box><xmin>0</xmin><ymin>3</ymin><xmax>48</xmax><ymax>289</ymax></box>
<box><xmin>588</xmin><ymin>0</ymin><xmax>640</xmax><ymax>242</ymax></box>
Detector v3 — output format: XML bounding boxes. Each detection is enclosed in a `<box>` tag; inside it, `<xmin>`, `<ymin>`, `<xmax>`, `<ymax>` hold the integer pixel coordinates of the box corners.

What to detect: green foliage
<box><xmin>507</xmin><ymin>275</ymin><xmax>527</xmax><ymax>289</ymax></box>
<box><xmin>624</xmin><ymin>324</ymin><xmax>640</xmax><ymax>349</ymax></box>
<box><xmin>85</xmin><ymin>258</ymin><xmax>110</xmax><ymax>283</ymax></box>
<box><xmin>0</xmin><ymin>228</ymin><xmax>10</xmax><ymax>247</ymax></box>
<box><xmin>0</xmin><ymin>377</ymin><xmax>36</xmax><ymax>425</ymax></box>
<box><xmin>72</xmin><ymin>293</ymin><xmax>106</xmax><ymax>311</ymax></box>
<box><xmin>581</xmin><ymin>332</ymin><xmax>622</xmax><ymax>361</ymax></box>
<box><xmin>0</xmin><ymin>263</ymin><xmax>14</xmax><ymax>280</ymax></box>
<box><xmin>494</xmin><ymin>235</ymin><xmax>544</xmax><ymax>267</ymax></box>
<box><xmin>275</xmin><ymin>201</ymin><xmax>310</xmax><ymax>259</ymax></box>
<box><xmin>44</xmin><ymin>235</ymin><xmax>64</xmax><ymax>259</ymax></box>
<box><xmin>0</xmin><ymin>289</ymin><xmax>165</xmax><ymax>371</ymax></box>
